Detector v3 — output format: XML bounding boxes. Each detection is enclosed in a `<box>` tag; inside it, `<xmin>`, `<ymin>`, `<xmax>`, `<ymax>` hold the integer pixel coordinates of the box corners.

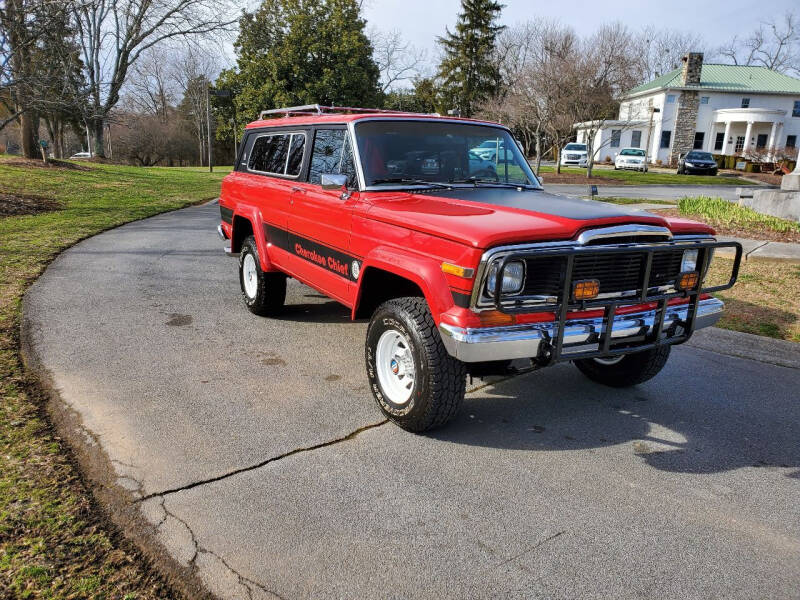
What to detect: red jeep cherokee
<box><xmin>218</xmin><ymin>105</ymin><xmax>741</xmax><ymax>432</ymax></box>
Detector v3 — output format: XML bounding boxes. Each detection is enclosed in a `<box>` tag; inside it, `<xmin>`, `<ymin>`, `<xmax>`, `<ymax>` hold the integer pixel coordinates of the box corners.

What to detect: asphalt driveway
<box><xmin>24</xmin><ymin>202</ymin><xmax>800</xmax><ymax>599</ymax></box>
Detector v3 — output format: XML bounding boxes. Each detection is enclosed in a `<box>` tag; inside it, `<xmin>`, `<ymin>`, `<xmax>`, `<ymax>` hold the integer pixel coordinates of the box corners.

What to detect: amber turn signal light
<box><xmin>677</xmin><ymin>271</ymin><xmax>699</xmax><ymax>290</ymax></box>
<box><xmin>441</xmin><ymin>262</ymin><xmax>475</xmax><ymax>279</ymax></box>
<box><xmin>573</xmin><ymin>279</ymin><xmax>600</xmax><ymax>301</ymax></box>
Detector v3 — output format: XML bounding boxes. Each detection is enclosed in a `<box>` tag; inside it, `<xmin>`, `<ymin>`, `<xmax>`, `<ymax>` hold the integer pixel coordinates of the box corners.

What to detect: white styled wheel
<box><xmin>375</xmin><ymin>329</ymin><xmax>416</xmax><ymax>405</ymax></box>
<box><xmin>242</xmin><ymin>252</ymin><xmax>258</xmax><ymax>299</ymax></box>
<box><xmin>594</xmin><ymin>355</ymin><xmax>625</xmax><ymax>366</ymax></box>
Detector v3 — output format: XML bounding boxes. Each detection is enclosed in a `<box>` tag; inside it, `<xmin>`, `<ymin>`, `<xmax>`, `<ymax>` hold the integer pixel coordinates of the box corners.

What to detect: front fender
<box><xmin>353</xmin><ymin>246</ymin><xmax>455</xmax><ymax>324</ymax></box>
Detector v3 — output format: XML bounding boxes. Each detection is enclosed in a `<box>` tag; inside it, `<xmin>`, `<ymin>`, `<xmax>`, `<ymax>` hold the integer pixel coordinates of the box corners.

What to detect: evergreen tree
<box><xmin>216</xmin><ymin>0</ymin><xmax>381</xmax><ymax>138</ymax></box>
<box><xmin>436</xmin><ymin>0</ymin><xmax>505</xmax><ymax>117</ymax></box>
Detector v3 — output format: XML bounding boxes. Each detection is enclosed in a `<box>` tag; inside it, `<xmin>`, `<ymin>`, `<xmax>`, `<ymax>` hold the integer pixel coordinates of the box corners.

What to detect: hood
<box><xmin>363</xmin><ymin>187</ymin><xmax>713</xmax><ymax>248</ymax></box>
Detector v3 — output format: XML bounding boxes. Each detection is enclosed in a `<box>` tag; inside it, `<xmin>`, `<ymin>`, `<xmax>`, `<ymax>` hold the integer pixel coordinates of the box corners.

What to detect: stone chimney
<box><xmin>681</xmin><ymin>52</ymin><xmax>703</xmax><ymax>86</ymax></box>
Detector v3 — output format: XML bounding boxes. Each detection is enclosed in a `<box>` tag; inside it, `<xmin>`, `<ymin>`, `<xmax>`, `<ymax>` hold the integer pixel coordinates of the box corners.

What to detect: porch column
<box><xmin>708</xmin><ymin>122</ymin><xmax>716</xmax><ymax>153</ymax></box>
<box><xmin>767</xmin><ymin>121</ymin><xmax>781</xmax><ymax>160</ymax></box>
<box><xmin>742</xmin><ymin>120</ymin><xmax>754</xmax><ymax>154</ymax></box>
<box><xmin>721</xmin><ymin>120</ymin><xmax>732</xmax><ymax>154</ymax></box>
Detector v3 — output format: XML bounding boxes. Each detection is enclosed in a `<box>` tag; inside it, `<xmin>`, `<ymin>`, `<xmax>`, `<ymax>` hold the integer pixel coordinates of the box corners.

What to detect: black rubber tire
<box><xmin>239</xmin><ymin>235</ymin><xmax>286</xmax><ymax>316</ymax></box>
<box><xmin>366</xmin><ymin>297</ymin><xmax>467</xmax><ymax>432</ymax></box>
<box><xmin>573</xmin><ymin>345</ymin><xmax>671</xmax><ymax>388</ymax></box>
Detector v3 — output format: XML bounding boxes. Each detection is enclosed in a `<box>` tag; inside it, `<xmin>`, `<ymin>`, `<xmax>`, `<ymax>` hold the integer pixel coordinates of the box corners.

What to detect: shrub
<box><xmin>678</xmin><ymin>196</ymin><xmax>800</xmax><ymax>234</ymax></box>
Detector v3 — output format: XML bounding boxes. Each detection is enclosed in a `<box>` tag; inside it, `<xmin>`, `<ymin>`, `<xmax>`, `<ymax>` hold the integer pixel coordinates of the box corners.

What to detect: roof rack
<box><xmin>258</xmin><ymin>104</ymin><xmax>438</xmax><ymax>120</ymax></box>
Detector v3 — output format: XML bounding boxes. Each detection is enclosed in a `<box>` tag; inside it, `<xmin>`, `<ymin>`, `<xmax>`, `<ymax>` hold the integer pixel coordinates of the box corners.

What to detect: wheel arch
<box><xmin>231</xmin><ymin>207</ymin><xmax>272</xmax><ymax>271</ymax></box>
<box><xmin>353</xmin><ymin>248</ymin><xmax>455</xmax><ymax>322</ymax></box>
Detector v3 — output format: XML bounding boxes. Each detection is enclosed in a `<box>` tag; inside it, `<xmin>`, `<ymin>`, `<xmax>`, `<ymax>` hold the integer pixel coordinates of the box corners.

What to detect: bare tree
<box><xmin>371</xmin><ymin>28</ymin><xmax>426</xmax><ymax>93</ymax></box>
<box><xmin>635</xmin><ymin>26</ymin><xmax>706</xmax><ymax>81</ymax></box>
<box><xmin>69</xmin><ymin>0</ymin><xmax>236</xmax><ymax>157</ymax></box>
<box><xmin>124</xmin><ymin>46</ymin><xmax>178</xmax><ymax>121</ymax></box>
<box><xmin>718</xmin><ymin>11</ymin><xmax>799</xmax><ymax>75</ymax></box>
<box><xmin>172</xmin><ymin>43</ymin><xmax>216</xmax><ymax>165</ymax></box>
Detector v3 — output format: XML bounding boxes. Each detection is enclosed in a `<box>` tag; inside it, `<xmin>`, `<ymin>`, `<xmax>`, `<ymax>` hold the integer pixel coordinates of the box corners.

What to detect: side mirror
<box><xmin>320</xmin><ymin>173</ymin><xmax>348</xmax><ymax>190</ymax></box>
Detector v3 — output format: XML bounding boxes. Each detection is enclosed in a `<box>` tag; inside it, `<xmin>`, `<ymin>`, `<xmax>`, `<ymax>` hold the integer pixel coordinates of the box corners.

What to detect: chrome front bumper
<box><xmin>439</xmin><ymin>297</ymin><xmax>724</xmax><ymax>363</ymax></box>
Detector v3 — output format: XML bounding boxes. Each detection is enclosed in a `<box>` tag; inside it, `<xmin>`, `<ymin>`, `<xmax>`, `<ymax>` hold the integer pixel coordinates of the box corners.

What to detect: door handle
<box><xmin>290</xmin><ymin>186</ymin><xmax>305</xmax><ymax>193</ymax></box>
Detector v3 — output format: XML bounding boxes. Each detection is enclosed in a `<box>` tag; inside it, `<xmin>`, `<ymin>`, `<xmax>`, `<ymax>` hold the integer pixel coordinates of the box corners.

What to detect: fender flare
<box><xmin>353</xmin><ymin>246</ymin><xmax>454</xmax><ymax>323</ymax></box>
<box><xmin>232</xmin><ymin>205</ymin><xmax>273</xmax><ymax>271</ymax></box>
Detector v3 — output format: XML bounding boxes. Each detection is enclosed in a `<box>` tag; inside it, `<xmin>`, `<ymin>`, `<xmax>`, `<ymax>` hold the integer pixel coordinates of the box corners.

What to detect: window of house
<box><xmin>756</xmin><ymin>134</ymin><xmax>768</xmax><ymax>149</ymax></box>
<box><xmin>309</xmin><ymin>129</ymin><xmax>357</xmax><ymax>187</ymax></box>
<box><xmin>714</xmin><ymin>132</ymin><xmax>724</xmax><ymax>151</ymax></box>
<box><xmin>700</xmin><ymin>96</ymin><xmax>710</xmax><ymax>105</ymax></box>
<box><xmin>660</xmin><ymin>130</ymin><xmax>671</xmax><ymax>149</ymax></box>
<box><xmin>735</xmin><ymin>136</ymin><xmax>745</xmax><ymax>153</ymax></box>
<box><xmin>787</xmin><ymin>135</ymin><xmax>797</xmax><ymax>148</ymax></box>
<box><xmin>248</xmin><ymin>133</ymin><xmax>306</xmax><ymax>176</ymax></box>
<box><xmin>666</xmin><ymin>94</ymin><xmax>676</xmax><ymax>103</ymax></box>
<box><xmin>793</xmin><ymin>100</ymin><xmax>800</xmax><ymax>117</ymax></box>
<box><xmin>630</xmin><ymin>130</ymin><xmax>642</xmax><ymax>148</ymax></box>
<box><xmin>693</xmin><ymin>132</ymin><xmax>705</xmax><ymax>150</ymax></box>
<box><xmin>741</xmin><ymin>98</ymin><xmax>750</xmax><ymax>108</ymax></box>
<box><xmin>610</xmin><ymin>130</ymin><xmax>621</xmax><ymax>148</ymax></box>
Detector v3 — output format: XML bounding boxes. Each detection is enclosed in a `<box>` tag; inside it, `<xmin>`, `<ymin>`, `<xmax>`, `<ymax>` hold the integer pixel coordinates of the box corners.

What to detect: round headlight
<box><xmin>486</xmin><ymin>260</ymin><xmax>525</xmax><ymax>295</ymax></box>
<box><xmin>681</xmin><ymin>249</ymin><xmax>699</xmax><ymax>272</ymax></box>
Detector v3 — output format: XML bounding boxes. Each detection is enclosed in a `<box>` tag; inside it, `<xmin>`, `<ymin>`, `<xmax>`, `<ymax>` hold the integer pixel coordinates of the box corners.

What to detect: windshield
<box><xmin>686</xmin><ymin>152</ymin><xmax>713</xmax><ymax>161</ymax></box>
<box><xmin>564</xmin><ymin>143</ymin><xmax>586</xmax><ymax>151</ymax></box>
<box><xmin>354</xmin><ymin>120</ymin><xmax>538</xmax><ymax>188</ymax></box>
<box><xmin>620</xmin><ymin>148</ymin><xmax>645</xmax><ymax>156</ymax></box>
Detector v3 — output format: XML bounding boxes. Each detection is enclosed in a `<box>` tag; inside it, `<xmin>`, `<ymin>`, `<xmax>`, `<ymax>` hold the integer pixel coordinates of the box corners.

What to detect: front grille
<box><xmin>520</xmin><ymin>248</ymin><xmax>686</xmax><ymax>300</ymax></box>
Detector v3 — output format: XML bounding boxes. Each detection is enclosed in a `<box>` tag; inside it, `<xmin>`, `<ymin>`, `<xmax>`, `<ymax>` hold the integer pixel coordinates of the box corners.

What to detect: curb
<box><xmin>687</xmin><ymin>327</ymin><xmax>800</xmax><ymax>369</ymax></box>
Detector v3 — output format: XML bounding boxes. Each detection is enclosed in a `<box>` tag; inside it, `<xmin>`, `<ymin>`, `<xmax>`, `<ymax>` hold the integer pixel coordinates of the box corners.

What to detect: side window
<box><xmin>309</xmin><ymin>129</ymin><xmax>357</xmax><ymax>187</ymax></box>
<box><xmin>249</xmin><ymin>134</ymin><xmax>289</xmax><ymax>174</ymax></box>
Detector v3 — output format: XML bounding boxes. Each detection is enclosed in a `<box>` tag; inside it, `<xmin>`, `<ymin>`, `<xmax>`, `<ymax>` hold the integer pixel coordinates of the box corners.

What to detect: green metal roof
<box><xmin>626</xmin><ymin>64</ymin><xmax>800</xmax><ymax>96</ymax></box>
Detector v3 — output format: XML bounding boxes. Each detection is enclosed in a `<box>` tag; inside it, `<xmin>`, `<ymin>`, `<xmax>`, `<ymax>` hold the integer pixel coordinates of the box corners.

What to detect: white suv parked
<box><xmin>614</xmin><ymin>148</ymin><xmax>648</xmax><ymax>172</ymax></box>
<box><xmin>560</xmin><ymin>143</ymin><xmax>588</xmax><ymax>167</ymax></box>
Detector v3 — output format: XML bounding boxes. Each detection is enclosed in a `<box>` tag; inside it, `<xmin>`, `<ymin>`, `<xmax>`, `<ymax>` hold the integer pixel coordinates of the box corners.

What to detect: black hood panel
<box><xmin>420</xmin><ymin>187</ymin><xmax>658</xmax><ymax>221</ymax></box>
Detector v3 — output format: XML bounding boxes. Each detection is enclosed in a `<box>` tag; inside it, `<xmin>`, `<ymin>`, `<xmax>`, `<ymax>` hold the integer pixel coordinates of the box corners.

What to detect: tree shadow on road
<box><xmin>432</xmin><ymin>349</ymin><xmax>800</xmax><ymax>478</ymax></box>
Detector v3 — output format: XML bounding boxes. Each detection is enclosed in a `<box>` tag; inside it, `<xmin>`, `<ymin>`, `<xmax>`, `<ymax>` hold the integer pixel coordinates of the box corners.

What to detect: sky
<box><xmin>361</xmin><ymin>0</ymin><xmax>798</xmax><ymax>74</ymax></box>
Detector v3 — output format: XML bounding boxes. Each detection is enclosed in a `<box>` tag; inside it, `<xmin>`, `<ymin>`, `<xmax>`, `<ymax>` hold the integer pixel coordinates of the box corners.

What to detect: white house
<box><xmin>575</xmin><ymin>53</ymin><xmax>800</xmax><ymax>165</ymax></box>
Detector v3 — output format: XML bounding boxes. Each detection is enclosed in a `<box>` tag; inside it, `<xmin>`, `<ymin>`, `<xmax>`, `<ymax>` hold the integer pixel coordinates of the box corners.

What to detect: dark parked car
<box><xmin>677</xmin><ymin>151</ymin><xmax>718</xmax><ymax>175</ymax></box>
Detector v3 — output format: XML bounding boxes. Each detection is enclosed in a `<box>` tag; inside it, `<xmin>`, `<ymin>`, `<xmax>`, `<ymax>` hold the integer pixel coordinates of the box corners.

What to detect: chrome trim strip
<box><xmin>439</xmin><ymin>297</ymin><xmax>724</xmax><ymax>362</ymax></box>
<box><xmin>575</xmin><ymin>224</ymin><xmax>672</xmax><ymax>245</ymax></box>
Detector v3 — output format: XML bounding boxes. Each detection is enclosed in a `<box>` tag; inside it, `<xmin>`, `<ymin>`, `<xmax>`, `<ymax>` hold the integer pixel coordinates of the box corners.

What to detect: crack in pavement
<box><xmin>147</xmin><ymin>491</ymin><xmax>287</xmax><ymax>599</ymax></box>
<box><xmin>491</xmin><ymin>530</ymin><xmax>567</xmax><ymax>571</ymax></box>
<box><xmin>137</xmin><ymin>419</ymin><xmax>389</xmax><ymax>502</ymax></box>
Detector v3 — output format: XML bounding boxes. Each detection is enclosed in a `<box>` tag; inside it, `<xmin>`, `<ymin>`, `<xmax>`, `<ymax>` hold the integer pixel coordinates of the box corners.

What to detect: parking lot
<box><xmin>24</xmin><ymin>202</ymin><xmax>800</xmax><ymax>599</ymax></box>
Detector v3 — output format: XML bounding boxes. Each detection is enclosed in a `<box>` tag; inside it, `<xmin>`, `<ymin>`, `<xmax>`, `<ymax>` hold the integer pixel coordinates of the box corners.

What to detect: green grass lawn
<box><xmin>595</xmin><ymin>197</ymin><xmax>674</xmax><ymax>205</ymax></box>
<box><xmin>537</xmin><ymin>165</ymin><xmax>754</xmax><ymax>186</ymax></box>
<box><xmin>0</xmin><ymin>157</ymin><xmax>225</xmax><ymax>599</ymax></box>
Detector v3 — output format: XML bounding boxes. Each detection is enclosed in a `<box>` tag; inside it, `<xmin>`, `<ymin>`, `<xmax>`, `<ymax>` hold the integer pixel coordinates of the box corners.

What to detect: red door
<box><xmin>287</xmin><ymin>128</ymin><xmax>361</xmax><ymax>306</ymax></box>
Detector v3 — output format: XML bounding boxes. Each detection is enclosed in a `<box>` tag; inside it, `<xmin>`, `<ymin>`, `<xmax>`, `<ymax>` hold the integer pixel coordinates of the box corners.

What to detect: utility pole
<box><xmin>644</xmin><ymin>105</ymin><xmax>660</xmax><ymax>166</ymax></box>
<box><xmin>206</xmin><ymin>83</ymin><xmax>213</xmax><ymax>173</ymax></box>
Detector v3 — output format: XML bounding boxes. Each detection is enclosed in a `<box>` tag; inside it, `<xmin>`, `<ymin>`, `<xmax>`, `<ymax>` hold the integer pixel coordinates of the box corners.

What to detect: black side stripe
<box><xmin>263</xmin><ymin>223</ymin><xmax>360</xmax><ymax>281</ymax></box>
<box><xmin>220</xmin><ymin>205</ymin><xmax>233</xmax><ymax>224</ymax></box>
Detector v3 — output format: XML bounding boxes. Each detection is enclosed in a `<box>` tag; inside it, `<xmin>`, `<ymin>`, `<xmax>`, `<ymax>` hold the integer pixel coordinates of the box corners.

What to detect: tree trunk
<box><xmin>20</xmin><ymin>111</ymin><xmax>38</xmax><ymax>159</ymax></box>
<box><xmin>93</xmin><ymin>117</ymin><xmax>105</xmax><ymax>158</ymax></box>
<box><xmin>555</xmin><ymin>145</ymin><xmax>562</xmax><ymax>174</ymax></box>
<box><xmin>534</xmin><ymin>131</ymin><xmax>542</xmax><ymax>176</ymax></box>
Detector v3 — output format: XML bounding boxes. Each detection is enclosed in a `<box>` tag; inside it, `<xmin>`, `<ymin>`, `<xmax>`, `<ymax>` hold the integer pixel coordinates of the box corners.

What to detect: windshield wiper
<box><xmin>450</xmin><ymin>177</ymin><xmax>534</xmax><ymax>189</ymax></box>
<box><xmin>371</xmin><ymin>178</ymin><xmax>452</xmax><ymax>189</ymax></box>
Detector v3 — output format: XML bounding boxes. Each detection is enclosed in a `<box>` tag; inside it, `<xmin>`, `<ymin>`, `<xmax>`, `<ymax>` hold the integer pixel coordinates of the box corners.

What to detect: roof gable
<box><xmin>626</xmin><ymin>64</ymin><xmax>800</xmax><ymax>96</ymax></box>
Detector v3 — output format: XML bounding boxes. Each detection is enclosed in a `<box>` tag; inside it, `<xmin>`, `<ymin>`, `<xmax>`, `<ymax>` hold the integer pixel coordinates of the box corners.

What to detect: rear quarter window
<box><xmin>246</xmin><ymin>131</ymin><xmax>307</xmax><ymax>177</ymax></box>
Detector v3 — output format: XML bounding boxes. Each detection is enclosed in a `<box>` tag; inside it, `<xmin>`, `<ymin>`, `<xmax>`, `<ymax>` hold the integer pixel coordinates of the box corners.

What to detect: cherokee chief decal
<box><xmin>265</xmin><ymin>224</ymin><xmax>360</xmax><ymax>281</ymax></box>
